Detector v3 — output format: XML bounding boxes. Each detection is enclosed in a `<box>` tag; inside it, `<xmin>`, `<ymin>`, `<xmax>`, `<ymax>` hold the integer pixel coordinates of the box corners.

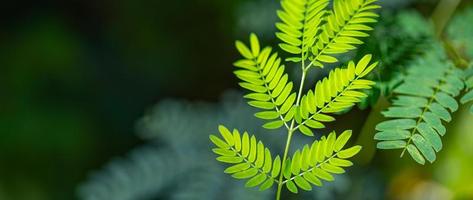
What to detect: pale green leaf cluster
<box><xmin>375</xmin><ymin>49</ymin><xmax>464</xmax><ymax>165</ymax></box>
<box><xmin>276</xmin><ymin>0</ymin><xmax>329</xmax><ymax>62</ymax></box>
<box><xmin>281</xmin><ymin>131</ymin><xmax>361</xmax><ymax>193</ymax></box>
<box><xmin>212</xmin><ymin>0</ymin><xmax>380</xmax><ymax>197</ymax></box>
<box><xmin>235</xmin><ymin>35</ymin><xmax>378</xmax><ymax>135</ymax></box>
<box><xmin>234</xmin><ymin>34</ymin><xmax>296</xmax><ymax>130</ymax></box>
<box><xmin>210</xmin><ymin>128</ymin><xmax>361</xmax><ymax>193</ymax></box>
<box><xmin>295</xmin><ymin>55</ymin><xmax>378</xmax><ymax>136</ymax></box>
<box><xmin>210</xmin><ymin>125</ymin><xmax>281</xmax><ymax>191</ymax></box>
<box><xmin>276</xmin><ymin>0</ymin><xmax>379</xmax><ymax>67</ymax></box>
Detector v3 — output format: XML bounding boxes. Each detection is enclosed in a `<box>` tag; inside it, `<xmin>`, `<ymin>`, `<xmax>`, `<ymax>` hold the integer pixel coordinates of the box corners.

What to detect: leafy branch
<box><xmin>210</xmin><ymin>0</ymin><xmax>380</xmax><ymax>199</ymax></box>
<box><xmin>375</xmin><ymin>48</ymin><xmax>464</xmax><ymax>164</ymax></box>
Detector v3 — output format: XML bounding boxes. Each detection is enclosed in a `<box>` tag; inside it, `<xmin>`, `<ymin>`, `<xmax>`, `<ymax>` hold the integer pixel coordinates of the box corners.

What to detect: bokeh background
<box><xmin>1</xmin><ymin>0</ymin><xmax>472</xmax><ymax>199</ymax></box>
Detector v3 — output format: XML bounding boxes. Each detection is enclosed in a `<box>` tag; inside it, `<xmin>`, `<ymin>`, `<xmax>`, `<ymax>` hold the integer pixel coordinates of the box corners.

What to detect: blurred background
<box><xmin>0</xmin><ymin>0</ymin><xmax>472</xmax><ymax>199</ymax></box>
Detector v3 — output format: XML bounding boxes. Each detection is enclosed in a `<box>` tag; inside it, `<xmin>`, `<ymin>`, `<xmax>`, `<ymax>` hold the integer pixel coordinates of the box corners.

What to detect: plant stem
<box><xmin>431</xmin><ymin>0</ymin><xmax>462</xmax><ymax>38</ymax></box>
<box><xmin>276</xmin><ymin>130</ymin><xmax>293</xmax><ymax>200</ymax></box>
<box><xmin>275</xmin><ymin>66</ymin><xmax>308</xmax><ymax>200</ymax></box>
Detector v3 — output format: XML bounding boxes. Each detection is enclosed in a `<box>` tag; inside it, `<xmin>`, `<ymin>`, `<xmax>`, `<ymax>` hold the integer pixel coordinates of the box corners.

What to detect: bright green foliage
<box><xmin>281</xmin><ymin>131</ymin><xmax>361</xmax><ymax>193</ymax></box>
<box><xmin>276</xmin><ymin>0</ymin><xmax>379</xmax><ymax>67</ymax></box>
<box><xmin>234</xmin><ymin>34</ymin><xmax>296</xmax><ymax>130</ymax></box>
<box><xmin>210</xmin><ymin>125</ymin><xmax>281</xmax><ymax>191</ymax></box>
<box><xmin>275</xmin><ymin>0</ymin><xmax>329</xmax><ymax>62</ymax></box>
<box><xmin>211</xmin><ymin>128</ymin><xmax>361</xmax><ymax>194</ymax></box>
<box><xmin>214</xmin><ymin>0</ymin><xmax>379</xmax><ymax>198</ymax></box>
<box><xmin>374</xmin><ymin>49</ymin><xmax>464</xmax><ymax>165</ymax></box>
<box><xmin>296</xmin><ymin>55</ymin><xmax>378</xmax><ymax>136</ymax></box>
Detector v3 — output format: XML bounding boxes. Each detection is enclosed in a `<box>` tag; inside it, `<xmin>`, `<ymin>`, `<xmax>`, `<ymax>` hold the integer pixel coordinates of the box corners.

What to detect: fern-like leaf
<box><xmin>281</xmin><ymin>131</ymin><xmax>361</xmax><ymax>193</ymax></box>
<box><xmin>210</xmin><ymin>125</ymin><xmax>282</xmax><ymax>191</ymax></box>
<box><xmin>295</xmin><ymin>54</ymin><xmax>378</xmax><ymax>136</ymax></box>
<box><xmin>374</xmin><ymin>49</ymin><xmax>464</xmax><ymax>165</ymax></box>
<box><xmin>275</xmin><ymin>0</ymin><xmax>329</xmax><ymax>62</ymax></box>
<box><xmin>234</xmin><ymin>34</ymin><xmax>297</xmax><ymax>129</ymax></box>
<box><xmin>309</xmin><ymin>0</ymin><xmax>380</xmax><ymax>68</ymax></box>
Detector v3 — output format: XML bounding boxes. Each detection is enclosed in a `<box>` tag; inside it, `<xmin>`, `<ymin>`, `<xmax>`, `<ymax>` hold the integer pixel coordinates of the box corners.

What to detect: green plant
<box><xmin>355</xmin><ymin>11</ymin><xmax>433</xmax><ymax>109</ymax></box>
<box><xmin>209</xmin><ymin>0</ymin><xmax>380</xmax><ymax>199</ymax></box>
<box><xmin>77</xmin><ymin>3</ymin><xmax>473</xmax><ymax>200</ymax></box>
<box><xmin>374</xmin><ymin>47</ymin><xmax>465</xmax><ymax>164</ymax></box>
<box><xmin>373</xmin><ymin>4</ymin><xmax>473</xmax><ymax>166</ymax></box>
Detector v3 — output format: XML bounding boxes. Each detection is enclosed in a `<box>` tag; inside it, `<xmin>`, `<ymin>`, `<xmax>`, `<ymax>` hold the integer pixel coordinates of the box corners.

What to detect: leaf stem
<box><xmin>276</xmin><ymin>54</ymin><xmax>308</xmax><ymax>200</ymax></box>
<box><xmin>399</xmin><ymin>68</ymin><xmax>449</xmax><ymax>157</ymax></box>
<box><xmin>276</xmin><ymin>130</ymin><xmax>293</xmax><ymax>200</ymax></box>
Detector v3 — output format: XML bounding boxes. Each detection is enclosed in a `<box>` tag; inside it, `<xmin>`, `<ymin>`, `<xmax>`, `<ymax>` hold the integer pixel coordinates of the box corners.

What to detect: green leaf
<box><xmin>417</xmin><ymin>122</ymin><xmax>442</xmax><ymax>152</ymax></box>
<box><xmin>359</xmin><ymin>62</ymin><xmax>379</xmax><ymax>77</ymax></box>
<box><xmin>429</xmin><ymin>103</ymin><xmax>452</xmax><ymax>122</ymax></box>
<box><xmin>294</xmin><ymin>176</ymin><xmax>312</xmax><ymax>191</ymax></box>
<box><xmin>271</xmin><ymin>156</ymin><xmax>281</xmax><ymax>178</ymax></box>
<box><xmin>393</xmin><ymin>96</ymin><xmax>428</xmax><ymax>108</ymax></box>
<box><xmin>249</xmin><ymin>33</ymin><xmax>260</xmax><ymax>57</ymax></box>
<box><xmin>435</xmin><ymin>92</ymin><xmax>458</xmax><ymax>112</ymax></box>
<box><xmin>217</xmin><ymin>156</ymin><xmax>243</xmax><ymax>164</ymax></box>
<box><xmin>321</xmin><ymin>163</ymin><xmax>344</xmax><ymax>174</ymax></box>
<box><xmin>337</xmin><ymin>146</ymin><xmax>361</xmax><ymax>158</ymax></box>
<box><xmin>248</xmin><ymin>101</ymin><xmax>274</xmax><ymax>110</ymax></box>
<box><xmin>211</xmin><ymin>128</ymin><xmax>280</xmax><ymax>189</ymax></box>
<box><xmin>244</xmin><ymin>93</ymin><xmax>271</xmax><ymax>101</ymax></box>
<box><xmin>314</xmin><ymin>168</ymin><xmax>333</xmax><ymax>181</ymax></box>
<box><xmin>233</xmin><ymin>168</ymin><xmax>258</xmax><ymax>179</ymax></box>
<box><xmin>407</xmin><ymin>144</ymin><xmax>425</xmax><ymax>165</ymax></box>
<box><xmin>382</xmin><ymin>107</ymin><xmax>422</xmax><ymax>118</ymax></box>
<box><xmin>313</xmin><ymin>114</ymin><xmax>335</xmax><ymax>122</ymax></box>
<box><xmin>235</xmin><ymin>40</ymin><xmax>254</xmax><ymax>59</ymax></box>
<box><xmin>334</xmin><ymin>130</ymin><xmax>352</xmax><ymax>152</ymax></box>
<box><xmin>394</xmin><ymin>84</ymin><xmax>434</xmax><ymax>97</ymax></box>
<box><xmin>317</xmin><ymin>55</ymin><xmax>338</xmax><ymax>63</ymax></box>
<box><xmin>225</xmin><ymin>163</ymin><xmax>250</xmax><ymax>174</ymax></box>
<box><xmin>422</xmin><ymin>112</ymin><xmax>446</xmax><ymax>136</ymax></box>
<box><xmin>461</xmin><ymin>90</ymin><xmax>473</xmax><ymax>104</ymax></box>
<box><xmin>255</xmin><ymin>111</ymin><xmax>280</xmax><ymax>120</ymax></box>
<box><xmin>299</xmin><ymin>125</ymin><xmax>314</xmax><ymax>136</ymax></box>
<box><xmin>303</xmin><ymin>173</ymin><xmax>322</xmax><ymax>186</ymax></box>
<box><xmin>245</xmin><ymin>174</ymin><xmax>267</xmax><ymax>188</ymax></box>
<box><xmin>355</xmin><ymin>54</ymin><xmax>372</xmax><ymax>75</ymax></box>
<box><xmin>242</xmin><ymin>132</ymin><xmax>250</xmax><ymax>157</ymax></box>
<box><xmin>210</xmin><ymin>135</ymin><xmax>229</xmax><ymax>149</ymax></box>
<box><xmin>374</xmin><ymin>130</ymin><xmax>411</xmax><ymax>141</ymax></box>
<box><xmin>329</xmin><ymin>158</ymin><xmax>353</xmax><ymax>167</ymax></box>
<box><xmin>377</xmin><ymin>140</ymin><xmax>406</xmax><ymax>149</ymax></box>
<box><xmin>259</xmin><ymin>179</ymin><xmax>274</xmax><ymax>191</ymax></box>
<box><xmin>411</xmin><ymin>134</ymin><xmax>436</xmax><ymax>163</ymax></box>
<box><xmin>280</xmin><ymin>43</ymin><xmax>302</xmax><ymax>54</ymax></box>
<box><xmin>219</xmin><ymin>125</ymin><xmax>234</xmax><ymax>146</ymax></box>
<box><xmin>213</xmin><ymin>148</ymin><xmax>236</xmax><ymax>156</ymax></box>
<box><xmin>305</xmin><ymin>119</ymin><xmax>325</xmax><ymax>129</ymax></box>
<box><xmin>263</xmin><ymin>120</ymin><xmax>284</xmax><ymax>129</ymax></box>
<box><xmin>286</xmin><ymin>180</ymin><xmax>298</xmax><ymax>193</ymax></box>
<box><xmin>376</xmin><ymin>119</ymin><xmax>416</xmax><ymax>131</ymax></box>
<box><xmin>263</xmin><ymin>149</ymin><xmax>273</xmax><ymax>173</ymax></box>
<box><xmin>291</xmin><ymin>151</ymin><xmax>301</xmax><ymax>175</ymax></box>
<box><xmin>233</xmin><ymin>130</ymin><xmax>241</xmax><ymax>151</ymax></box>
